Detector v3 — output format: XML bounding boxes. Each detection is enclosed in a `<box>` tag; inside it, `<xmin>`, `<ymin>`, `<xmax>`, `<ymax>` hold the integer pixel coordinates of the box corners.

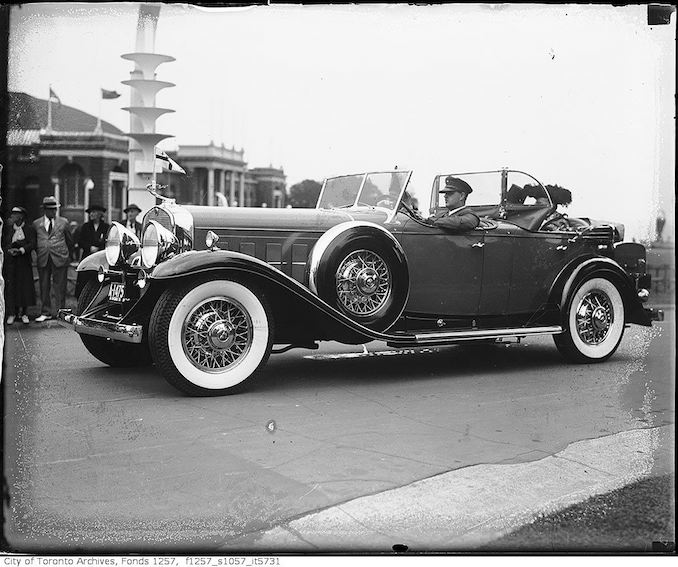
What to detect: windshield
<box><xmin>317</xmin><ymin>171</ymin><xmax>411</xmax><ymax>212</ymax></box>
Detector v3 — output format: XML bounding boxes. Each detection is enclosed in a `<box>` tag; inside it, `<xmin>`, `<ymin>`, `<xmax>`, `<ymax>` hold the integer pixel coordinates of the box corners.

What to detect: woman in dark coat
<box><xmin>78</xmin><ymin>204</ymin><xmax>109</xmax><ymax>259</ymax></box>
<box><xmin>2</xmin><ymin>206</ymin><xmax>37</xmax><ymax>324</ymax></box>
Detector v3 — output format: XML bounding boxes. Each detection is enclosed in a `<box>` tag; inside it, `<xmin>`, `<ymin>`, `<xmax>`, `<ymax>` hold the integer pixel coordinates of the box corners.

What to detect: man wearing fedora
<box><xmin>33</xmin><ymin>196</ymin><xmax>73</xmax><ymax>322</ymax></box>
<box><xmin>429</xmin><ymin>176</ymin><xmax>480</xmax><ymax>232</ymax></box>
<box><xmin>122</xmin><ymin>203</ymin><xmax>142</xmax><ymax>239</ymax></box>
<box><xmin>78</xmin><ymin>204</ymin><xmax>110</xmax><ymax>259</ymax></box>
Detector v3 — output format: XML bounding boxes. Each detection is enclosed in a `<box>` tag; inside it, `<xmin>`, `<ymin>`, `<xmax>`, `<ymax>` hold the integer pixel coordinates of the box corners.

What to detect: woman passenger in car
<box><xmin>429</xmin><ymin>176</ymin><xmax>480</xmax><ymax>232</ymax></box>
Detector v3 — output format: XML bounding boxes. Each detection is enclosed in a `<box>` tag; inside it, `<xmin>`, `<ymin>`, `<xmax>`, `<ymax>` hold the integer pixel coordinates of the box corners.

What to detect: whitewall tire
<box><xmin>554</xmin><ymin>277</ymin><xmax>625</xmax><ymax>363</ymax></box>
<box><xmin>149</xmin><ymin>278</ymin><xmax>273</xmax><ymax>396</ymax></box>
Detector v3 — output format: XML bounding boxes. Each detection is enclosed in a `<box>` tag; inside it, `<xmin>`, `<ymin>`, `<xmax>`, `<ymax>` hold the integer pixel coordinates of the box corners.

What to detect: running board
<box><xmin>387</xmin><ymin>325</ymin><xmax>563</xmax><ymax>346</ymax></box>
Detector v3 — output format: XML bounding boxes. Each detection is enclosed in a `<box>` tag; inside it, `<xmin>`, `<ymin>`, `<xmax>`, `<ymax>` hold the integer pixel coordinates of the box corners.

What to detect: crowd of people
<box><xmin>2</xmin><ymin>196</ymin><xmax>141</xmax><ymax>325</ymax></box>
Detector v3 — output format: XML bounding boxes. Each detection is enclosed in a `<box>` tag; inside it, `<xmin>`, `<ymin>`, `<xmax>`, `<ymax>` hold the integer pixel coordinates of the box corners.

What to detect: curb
<box><xmin>221</xmin><ymin>426</ymin><xmax>673</xmax><ymax>552</ymax></box>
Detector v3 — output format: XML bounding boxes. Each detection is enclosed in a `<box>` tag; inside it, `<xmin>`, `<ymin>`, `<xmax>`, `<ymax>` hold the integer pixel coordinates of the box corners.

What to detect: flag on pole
<box><xmin>49</xmin><ymin>87</ymin><xmax>61</xmax><ymax>105</ymax></box>
<box><xmin>101</xmin><ymin>88</ymin><xmax>121</xmax><ymax>99</ymax></box>
<box><xmin>155</xmin><ymin>149</ymin><xmax>186</xmax><ymax>175</ymax></box>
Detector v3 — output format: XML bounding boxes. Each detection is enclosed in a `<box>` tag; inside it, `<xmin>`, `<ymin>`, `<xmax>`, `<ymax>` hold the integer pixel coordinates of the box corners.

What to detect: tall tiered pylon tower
<box><xmin>122</xmin><ymin>4</ymin><xmax>175</xmax><ymax>212</ymax></box>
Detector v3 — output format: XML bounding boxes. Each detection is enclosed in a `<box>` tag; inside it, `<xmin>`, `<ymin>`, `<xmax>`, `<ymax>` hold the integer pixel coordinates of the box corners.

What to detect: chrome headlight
<box><xmin>105</xmin><ymin>224</ymin><xmax>121</xmax><ymax>266</ymax></box>
<box><xmin>106</xmin><ymin>222</ymin><xmax>141</xmax><ymax>267</ymax></box>
<box><xmin>141</xmin><ymin>220</ymin><xmax>177</xmax><ymax>268</ymax></box>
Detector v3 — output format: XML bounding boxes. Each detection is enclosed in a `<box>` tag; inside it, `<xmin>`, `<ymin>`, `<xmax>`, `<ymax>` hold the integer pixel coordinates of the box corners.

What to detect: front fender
<box><xmin>150</xmin><ymin>249</ymin><xmax>282</xmax><ymax>280</ymax></box>
<box><xmin>77</xmin><ymin>250</ymin><xmax>109</xmax><ymax>272</ymax></box>
<box><xmin>149</xmin><ymin>249</ymin><xmax>411</xmax><ymax>345</ymax></box>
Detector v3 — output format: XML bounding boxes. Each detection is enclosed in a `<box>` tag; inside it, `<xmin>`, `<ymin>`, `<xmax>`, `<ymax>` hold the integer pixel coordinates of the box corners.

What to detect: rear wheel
<box><xmin>149</xmin><ymin>278</ymin><xmax>273</xmax><ymax>396</ymax></box>
<box><xmin>77</xmin><ymin>279</ymin><xmax>153</xmax><ymax>367</ymax></box>
<box><xmin>554</xmin><ymin>277</ymin><xmax>625</xmax><ymax>363</ymax></box>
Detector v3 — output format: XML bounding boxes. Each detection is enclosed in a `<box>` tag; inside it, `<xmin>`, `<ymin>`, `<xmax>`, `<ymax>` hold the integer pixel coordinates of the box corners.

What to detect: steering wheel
<box><xmin>540</xmin><ymin>213</ymin><xmax>569</xmax><ymax>232</ymax></box>
<box><xmin>399</xmin><ymin>200</ymin><xmax>426</xmax><ymax>222</ymax></box>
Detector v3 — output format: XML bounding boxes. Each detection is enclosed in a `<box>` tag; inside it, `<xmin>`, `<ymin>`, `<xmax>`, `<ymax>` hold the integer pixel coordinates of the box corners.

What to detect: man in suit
<box><xmin>429</xmin><ymin>176</ymin><xmax>480</xmax><ymax>232</ymax></box>
<box><xmin>33</xmin><ymin>196</ymin><xmax>73</xmax><ymax>322</ymax></box>
<box><xmin>122</xmin><ymin>203</ymin><xmax>142</xmax><ymax>238</ymax></box>
<box><xmin>78</xmin><ymin>204</ymin><xmax>110</xmax><ymax>259</ymax></box>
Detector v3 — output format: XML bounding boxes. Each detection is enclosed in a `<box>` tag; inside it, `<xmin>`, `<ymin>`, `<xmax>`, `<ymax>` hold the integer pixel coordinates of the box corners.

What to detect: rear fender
<box><xmin>549</xmin><ymin>256</ymin><xmax>651</xmax><ymax>326</ymax></box>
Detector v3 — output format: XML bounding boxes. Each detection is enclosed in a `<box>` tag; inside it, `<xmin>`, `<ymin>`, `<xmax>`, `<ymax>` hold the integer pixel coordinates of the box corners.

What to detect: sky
<box><xmin>8</xmin><ymin>3</ymin><xmax>676</xmax><ymax>241</ymax></box>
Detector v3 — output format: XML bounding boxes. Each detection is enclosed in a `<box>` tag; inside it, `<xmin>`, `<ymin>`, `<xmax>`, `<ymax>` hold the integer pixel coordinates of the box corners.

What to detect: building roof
<box><xmin>6</xmin><ymin>129</ymin><xmax>41</xmax><ymax>146</ymax></box>
<box><xmin>177</xmin><ymin>142</ymin><xmax>246</xmax><ymax>166</ymax></box>
<box><xmin>8</xmin><ymin>91</ymin><xmax>124</xmax><ymax>135</ymax></box>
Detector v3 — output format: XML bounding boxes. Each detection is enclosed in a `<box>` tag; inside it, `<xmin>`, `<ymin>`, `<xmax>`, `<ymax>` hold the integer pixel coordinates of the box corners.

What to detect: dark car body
<box><xmin>59</xmin><ymin>168</ymin><xmax>662</xmax><ymax>395</ymax></box>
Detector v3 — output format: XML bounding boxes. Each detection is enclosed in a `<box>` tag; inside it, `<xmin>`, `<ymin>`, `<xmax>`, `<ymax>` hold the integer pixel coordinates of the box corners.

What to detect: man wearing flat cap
<box><xmin>32</xmin><ymin>196</ymin><xmax>74</xmax><ymax>322</ymax></box>
<box><xmin>122</xmin><ymin>203</ymin><xmax>142</xmax><ymax>239</ymax></box>
<box><xmin>78</xmin><ymin>204</ymin><xmax>110</xmax><ymax>260</ymax></box>
<box><xmin>429</xmin><ymin>176</ymin><xmax>480</xmax><ymax>232</ymax></box>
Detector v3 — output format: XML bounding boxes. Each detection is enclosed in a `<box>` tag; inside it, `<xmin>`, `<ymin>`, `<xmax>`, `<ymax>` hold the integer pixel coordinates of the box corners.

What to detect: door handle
<box><xmin>471</xmin><ymin>242</ymin><xmax>485</xmax><ymax>248</ymax></box>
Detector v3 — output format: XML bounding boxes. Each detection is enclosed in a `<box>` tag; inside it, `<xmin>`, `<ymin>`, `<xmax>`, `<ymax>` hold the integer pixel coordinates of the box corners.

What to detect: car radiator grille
<box><xmin>144</xmin><ymin>207</ymin><xmax>174</xmax><ymax>233</ymax></box>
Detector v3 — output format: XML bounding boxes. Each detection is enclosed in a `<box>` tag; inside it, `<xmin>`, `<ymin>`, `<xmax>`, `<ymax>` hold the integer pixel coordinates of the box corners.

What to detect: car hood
<box><xmin>185</xmin><ymin>205</ymin><xmax>390</xmax><ymax>232</ymax></box>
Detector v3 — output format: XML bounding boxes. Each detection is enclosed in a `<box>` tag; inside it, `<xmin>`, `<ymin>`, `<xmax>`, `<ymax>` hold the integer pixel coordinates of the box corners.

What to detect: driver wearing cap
<box><xmin>429</xmin><ymin>176</ymin><xmax>480</xmax><ymax>232</ymax></box>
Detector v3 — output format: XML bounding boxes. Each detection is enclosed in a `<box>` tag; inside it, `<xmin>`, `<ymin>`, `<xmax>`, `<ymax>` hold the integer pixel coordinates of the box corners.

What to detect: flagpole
<box><xmin>47</xmin><ymin>85</ymin><xmax>52</xmax><ymax>131</ymax></box>
<box><xmin>95</xmin><ymin>88</ymin><xmax>102</xmax><ymax>133</ymax></box>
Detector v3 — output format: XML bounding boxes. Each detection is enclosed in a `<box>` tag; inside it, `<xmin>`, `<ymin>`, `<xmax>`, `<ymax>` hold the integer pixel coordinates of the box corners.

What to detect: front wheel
<box><xmin>77</xmin><ymin>279</ymin><xmax>153</xmax><ymax>367</ymax></box>
<box><xmin>149</xmin><ymin>278</ymin><xmax>273</xmax><ymax>396</ymax></box>
<box><xmin>554</xmin><ymin>277</ymin><xmax>625</xmax><ymax>363</ymax></box>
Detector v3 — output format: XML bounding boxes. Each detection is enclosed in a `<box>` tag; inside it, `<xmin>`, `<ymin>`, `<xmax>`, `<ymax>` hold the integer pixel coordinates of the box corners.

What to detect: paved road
<box><xmin>2</xmin><ymin>312</ymin><xmax>674</xmax><ymax>552</ymax></box>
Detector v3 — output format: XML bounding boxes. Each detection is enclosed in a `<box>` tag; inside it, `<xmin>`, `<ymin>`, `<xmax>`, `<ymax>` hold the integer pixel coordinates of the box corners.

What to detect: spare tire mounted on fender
<box><xmin>309</xmin><ymin>222</ymin><xmax>409</xmax><ymax>332</ymax></box>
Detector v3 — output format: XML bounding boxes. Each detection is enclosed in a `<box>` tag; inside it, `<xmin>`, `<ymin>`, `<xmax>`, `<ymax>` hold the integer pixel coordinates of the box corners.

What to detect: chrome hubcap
<box><xmin>207</xmin><ymin>321</ymin><xmax>236</xmax><ymax>350</ymax></box>
<box><xmin>182</xmin><ymin>297</ymin><xmax>252</xmax><ymax>372</ymax></box>
<box><xmin>356</xmin><ymin>268</ymin><xmax>379</xmax><ymax>294</ymax></box>
<box><xmin>336</xmin><ymin>250</ymin><xmax>391</xmax><ymax>316</ymax></box>
<box><xmin>575</xmin><ymin>291</ymin><xmax>613</xmax><ymax>345</ymax></box>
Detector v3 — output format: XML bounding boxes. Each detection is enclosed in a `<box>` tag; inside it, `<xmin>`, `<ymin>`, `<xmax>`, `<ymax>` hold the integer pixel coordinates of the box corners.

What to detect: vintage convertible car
<box><xmin>58</xmin><ymin>168</ymin><xmax>663</xmax><ymax>396</ymax></box>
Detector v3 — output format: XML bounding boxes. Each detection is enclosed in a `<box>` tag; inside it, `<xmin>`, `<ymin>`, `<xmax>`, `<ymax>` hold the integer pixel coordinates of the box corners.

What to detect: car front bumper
<box><xmin>647</xmin><ymin>307</ymin><xmax>664</xmax><ymax>322</ymax></box>
<box><xmin>57</xmin><ymin>309</ymin><xmax>143</xmax><ymax>343</ymax></box>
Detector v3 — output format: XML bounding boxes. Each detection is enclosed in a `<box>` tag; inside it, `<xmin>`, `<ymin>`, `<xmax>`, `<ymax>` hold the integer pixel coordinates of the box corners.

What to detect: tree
<box><xmin>288</xmin><ymin>179</ymin><xmax>322</xmax><ymax>208</ymax></box>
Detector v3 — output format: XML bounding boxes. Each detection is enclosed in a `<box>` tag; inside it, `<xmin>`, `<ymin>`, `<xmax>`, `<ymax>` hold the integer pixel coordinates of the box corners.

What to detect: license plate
<box><xmin>108</xmin><ymin>282</ymin><xmax>126</xmax><ymax>303</ymax></box>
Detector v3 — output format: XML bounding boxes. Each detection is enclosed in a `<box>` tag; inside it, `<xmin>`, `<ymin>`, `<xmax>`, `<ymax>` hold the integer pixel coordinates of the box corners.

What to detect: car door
<box><xmin>398</xmin><ymin>218</ymin><xmax>484</xmax><ymax>317</ymax></box>
<box><xmin>507</xmin><ymin>228</ymin><xmax>578</xmax><ymax>315</ymax></box>
<box><xmin>477</xmin><ymin>222</ymin><xmax>514</xmax><ymax>316</ymax></box>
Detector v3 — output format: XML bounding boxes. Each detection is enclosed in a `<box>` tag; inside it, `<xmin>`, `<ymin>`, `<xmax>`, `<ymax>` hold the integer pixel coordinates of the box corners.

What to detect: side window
<box><xmin>432</xmin><ymin>172</ymin><xmax>502</xmax><ymax>217</ymax></box>
<box><xmin>434</xmin><ymin>172</ymin><xmax>502</xmax><ymax>209</ymax></box>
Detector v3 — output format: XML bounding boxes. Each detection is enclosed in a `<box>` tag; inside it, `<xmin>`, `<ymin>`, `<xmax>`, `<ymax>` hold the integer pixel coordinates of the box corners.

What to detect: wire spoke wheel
<box><xmin>181</xmin><ymin>296</ymin><xmax>253</xmax><ymax>373</ymax></box>
<box><xmin>554</xmin><ymin>276</ymin><xmax>625</xmax><ymax>363</ymax></box>
<box><xmin>335</xmin><ymin>249</ymin><xmax>392</xmax><ymax>316</ymax></box>
<box><xmin>575</xmin><ymin>290</ymin><xmax>614</xmax><ymax>345</ymax></box>
<box><xmin>150</xmin><ymin>279</ymin><xmax>273</xmax><ymax>396</ymax></box>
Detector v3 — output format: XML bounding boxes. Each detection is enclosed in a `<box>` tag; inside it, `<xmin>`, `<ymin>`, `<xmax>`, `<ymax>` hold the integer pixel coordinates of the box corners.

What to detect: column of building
<box><xmin>207</xmin><ymin>168</ymin><xmax>215</xmax><ymax>206</ymax></box>
<box><xmin>230</xmin><ymin>171</ymin><xmax>236</xmax><ymax>206</ymax></box>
